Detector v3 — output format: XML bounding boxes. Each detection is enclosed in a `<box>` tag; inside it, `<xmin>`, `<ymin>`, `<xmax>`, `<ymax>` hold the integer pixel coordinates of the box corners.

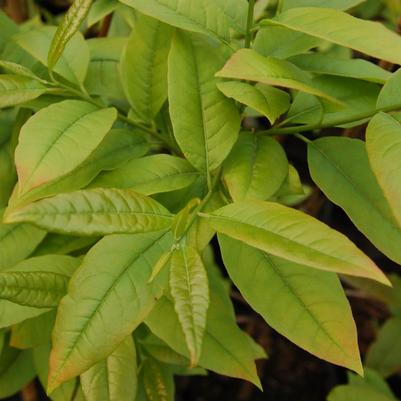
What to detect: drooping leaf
<box><xmin>366</xmin><ymin>113</ymin><xmax>401</xmax><ymax>228</ymax></box>
<box><xmin>288</xmin><ymin>54</ymin><xmax>391</xmax><ymax>84</ymax></box>
<box><xmin>223</xmin><ymin>133</ymin><xmax>288</xmax><ymax>201</ymax></box>
<box><xmin>0</xmin><ymin>343</ymin><xmax>35</xmax><ymax>399</ymax></box>
<box><xmin>200</xmin><ymin>201</ymin><xmax>389</xmax><ymax>284</ymax></box>
<box><xmin>81</xmin><ymin>336</ymin><xmax>137</xmax><ymax>401</ymax></box>
<box><xmin>47</xmin><ymin>231</ymin><xmax>173</xmax><ymax>391</ymax></box>
<box><xmin>120</xmin><ymin>14</ymin><xmax>173</xmax><ymax>122</ymax></box>
<box><xmin>219</xmin><ymin>235</ymin><xmax>362</xmax><ymax>373</ymax></box>
<box><xmin>5</xmin><ymin>188</ymin><xmax>173</xmax><ymax>236</ymax></box>
<box><xmin>14</xmin><ymin>26</ymin><xmax>89</xmax><ymax>86</ymax></box>
<box><xmin>14</xmin><ymin>100</ymin><xmax>117</xmax><ymax>197</ymax></box>
<box><xmin>0</xmin><ymin>75</ymin><xmax>47</xmax><ymax>108</ymax></box>
<box><xmin>168</xmin><ymin>32</ymin><xmax>240</xmax><ymax>177</ymax></box>
<box><xmin>170</xmin><ymin>246</ymin><xmax>209</xmax><ymax>367</ymax></box>
<box><xmin>217</xmin><ymin>81</ymin><xmax>290</xmax><ymax>124</ymax></box>
<box><xmin>365</xmin><ymin>317</ymin><xmax>401</xmax><ymax>378</ymax></box>
<box><xmin>119</xmin><ymin>0</ymin><xmax>248</xmax><ymax>42</ymax></box>
<box><xmin>308</xmin><ymin>137</ymin><xmax>401</xmax><ymax>264</ymax></box>
<box><xmin>91</xmin><ymin>154</ymin><xmax>199</xmax><ymax>195</ymax></box>
<box><xmin>216</xmin><ymin>49</ymin><xmax>340</xmax><ymax>103</ymax></box>
<box><xmin>142</xmin><ymin>359</ymin><xmax>175</xmax><ymax>401</ymax></box>
<box><xmin>48</xmin><ymin>0</ymin><xmax>93</xmax><ymax>72</ymax></box>
<box><xmin>146</xmin><ymin>258</ymin><xmax>262</xmax><ymax>386</ymax></box>
<box><xmin>262</xmin><ymin>7</ymin><xmax>401</xmax><ymax>65</ymax></box>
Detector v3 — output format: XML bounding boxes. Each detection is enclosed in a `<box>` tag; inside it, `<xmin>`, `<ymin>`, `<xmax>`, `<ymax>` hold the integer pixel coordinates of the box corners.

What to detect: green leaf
<box><xmin>223</xmin><ymin>133</ymin><xmax>288</xmax><ymax>201</ymax></box>
<box><xmin>288</xmin><ymin>54</ymin><xmax>391</xmax><ymax>84</ymax></box>
<box><xmin>142</xmin><ymin>359</ymin><xmax>175</xmax><ymax>401</ymax></box>
<box><xmin>0</xmin><ymin>344</ymin><xmax>35</xmax><ymax>398</ymax></box>
<box><xmin>0</xmin><ymin>75</ymin><xmax>47</xmax><ymax>108</ymax></box>
<box><xmin>168</xmin><ymin>32</ymin><xmax>240</xmax><ymax>178</ymax></box>
<box><xmin>348</xmin><ymin>368</ymin><xmax>395</xmax><ymax>398</ymax></box>
<box><xmin>0</xmin><ymin>220</ymin><xmax>45</xmax><ymax>271</ymax></box>
<box><xmin>366</xmin><ymin>317</ymin><xmax>401</xmax><ymax>378</ymax></box>
<box><xmin>282</xmin><ymin>0</ymin><xmax>364</xmax><ymax>11</ymax></box>
<box><xmin>85</xmin><ymin>37</ymin><xmax>126</xmax><ymax>99</ymax></box>
<box><xmin>120</xmin><ymin>14</ymin><xmax>173</xmax><ymax>122</ymax></box>
<box><xmin>119</xmin><ymin>0</ymin><xmax>248</xmax><ymax>42</ymax></box>
<box><xmin>0</xmin><ymin>255</ymin><xmax>79</xmax><ymax>308</ymax></box>
<box><xmin>200</xmin><ymin>201</ymin><xmax>389</xmax><ymax>284</ymax></box>
<box><xmin>377</xmin><ymin>69</ymin><xmax>401</xmax><ymax>109</ymax></box>
<box><xmin>328</xmin><ymin>385</ymin><xmax>397</xmax><ymax>401</ymax></box>
<box><xmin>0</xmin><ymin>61</ymin><xmax>48</xmax><ymax>83</ymax></box>
<box><xmin>91</xmin><ymin>154</ymin><xmax>199</xmax><ymax>195</ymax></box>
<box><xmin>5</xmin><ymin>188</ymin><xmax>173</xmax><ymax>236</ymax></box>
<box><xmin>366</xmin><ymin>113</ymin><xmax>401</xmax><ymax>228</ymax></box>
<box><xmin>308</xmin><ymin>137</ymin><xmax>401</xmax><ymax>264</ymax></box>
<box><xmin>81</xmin><ymin>336</ymin><xmax>137</xmax><ymax>401</ymax></box>
<box><xmin>47</xmin><ymin>231</ymin><xmax>173</xmax><ymax>391</ymax></box>
<box><xmin>253</xmin><ymin>26</ymin><xmax>321</xmax><ymax>59</ymax></box>
<box><xmin>216</xmin><ymin>49</ymin><xmax>341</xmax><ymax>103</ymax></box>
<box><xmin>219</xmin><ymin>235</ymin><xmax>362</xmax><ymax>373</ymax></box>
<box><xmin>87</xmin><ymin>0</ymin><xmax>118</xmax><ymax>27</ymax></box>
<box><xmin>33</xmin><ymin>234</ymin><xmax>99</xmax><ymax>256</ymax></box>
<box><xmin>217</xmin><ymin>81</ymin><xmax>290</xmax><ymax>124</ymax></box>
<box><xmin>146</xmin><ymin>260</ymin><xmax>261</xmax><ymax>386</ymax></box>
<box><xmin>48</xmin><ymin>0</ymin><xmax>93</xmax><ymax>72</ymax></box>
<box><xmin>15</xmin><ymin>128</ymin><xmax>149</xmax><ymax>205</ymax></box>
<box><xmin>14</xmin><ymin>26</ymin><xmax>89</xmax><ymax>86</ymax></box>
<box><xmin>10</xmin><ymin>311</ymin><xmax>56</xmax><ymax>349</ymax></box>
<box><xmin>263</xmin><ymin>7</ymin><xmax>401</xmax><ymax>66</ymax></box>
<box><xmin>14</xmin><ymin>100</ymin><xmax>117</xmax><ymax>197</ymax></box>
<box><xmin>170</xmin><ymin>246</ymin><xmax>209</xmax><ymax>367</ymax></box>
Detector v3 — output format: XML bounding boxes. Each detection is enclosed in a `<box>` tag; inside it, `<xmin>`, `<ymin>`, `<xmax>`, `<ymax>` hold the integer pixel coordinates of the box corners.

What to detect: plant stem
<box><xmin>245</xmin><ymin>0</ymin><xmax>256</xmax><ymax>48</ymax></box>
<box><xmin>260</xmin><ymin>102</ymin><xmax>401</xmax><ymax>136</ymax></box>
<box><xmin>69</xmin><ymin>378</ymin><xmax>80</xmax><ymax>401</ymax></box>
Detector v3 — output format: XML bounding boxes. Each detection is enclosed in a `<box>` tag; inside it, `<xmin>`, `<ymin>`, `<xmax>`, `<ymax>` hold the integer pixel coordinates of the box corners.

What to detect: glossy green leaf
<box><xmin>14</xmin><ymin>26</ymin><xmax>89</xmax><ymax>86</ymax></box>
<box><xmin>48</xmin><ymin>231</ymin><xmax>172</xmax><ymax>391</ymax></box>
<box><xmin>121</xmin><ymin>14</ymin><xmax>173</xmax><ymax>122</ymax></box>
<box><xmin>91</xmin><ymin>154</ymin><xmax>199</xmax><ymax>195</ymax></box>
<box><xmin>119</xmin><ymin>0</ymin><xmax>248</xmax><ymax>42</ymax></box>
<box><xmin>348</xmin><ymin>368</ymin><xmax>395</xmax><ymax>397</ymax></box>
<box><xmin>15</xmin><ymin>128</ymin><xmax>149</xmax><ymax>205</ymax></box>
<box><xmin>219</xmin><ymin>235</ymin><xmax>362</xmax><ymax>373</ymax></box>
<box><xmin>216</xmin><ymin>49</ymin><xmax>340</xmax><ymax>103</ymax></box>
<box><xmin>223</xmin><ymin>133</ymin><xmax>288</xmax><ymax>201</ymax></box>
<box><xmin>217</xmin><ymin>81</ymin><xmax>290</xmax><ymax>124</ymax></box>
<box><xmin>377</xmin><ymin>69</ymin><xmax>401</xmax><ymax>109</ymax></box>
<box><xmin>288</xmin><ymin>54</ymin><xmax>391</xmax><ymax>84</ymax></box>
<box><xmin>146</xmin><ymin>260</ymin><xmax>262</xmax><ymax>386</ymax></box>
<box><xmin>366</xmin><ymin>317</ymin><xmax>401</xmax><ymax>378</ymax></box>
<box><xmin>0</xmin><ymin>75</ymin><xmax>47</xmax><ymax>108</ymax></box>
<box><xmin>0</xmin><ymin>344</ymin><xmax>35</xmax><ymax>398</ymax></box>
<box><xmin>5</xmin><ymin>188</ymin><xmax>173</xmax><ymax>236</ymax></box>
<box><xmin>263</xmin><ymin>7</ymin><xmax>401</xmax><ymax>65</ymax></box>
<box><xmin>253</xmin><ymin>26</ymin><xmax>320</xmax><ymax>59</ymax></box>
<box><xmin>0</xmin><ymin>61</ymin><xmax>48</xmax><ymax>83</ymax></box>
<box><xmin>308</xmin><ymin>137</ymin><xmax>401</xmax><ymax>264</ymax></box>
<box><xmin>168</xmin><ymin>32</ymin><xmax>240</xmax><ymax>177</ymax></box>
<box><xmin>283</xmin><ymin>0</ymin><xmax>364</xmax><ymax>11</ymax></box>
<box><xmin>366</xmin><ymin>113</ymin><xmax>401</xmax><ymax>228</ymax></box>
<box><xmin>170</xmin><ymin>246</ymin><xmax>209</xmax><ymax>366</ymax></box>
<box><xmin>14</xmin><ymin>100</ymin><xmax>116</xmax><ymax>197</ymax></box>
<box><xmin>48</xmin><ymin>0</ymin><xmax>93</xmax><ymax>71</ymax></box>
<box><xmin>81</xmin><ymin>336</ymin><xmax>137</xmax><ymax>401</ymax></box>
<box><xmin>201</xmin><ymin>201</ymin><xmax>388</xmax><ymax>284</ymax></box>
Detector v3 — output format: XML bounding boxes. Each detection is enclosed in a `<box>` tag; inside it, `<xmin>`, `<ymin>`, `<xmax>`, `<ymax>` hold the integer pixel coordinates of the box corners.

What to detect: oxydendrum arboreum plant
<box><xmin>1</xmin><ymin>0</ymin><xmax>401</xmax><ymax>399</ymax></box>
